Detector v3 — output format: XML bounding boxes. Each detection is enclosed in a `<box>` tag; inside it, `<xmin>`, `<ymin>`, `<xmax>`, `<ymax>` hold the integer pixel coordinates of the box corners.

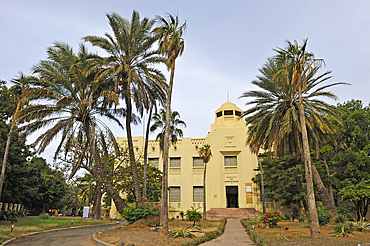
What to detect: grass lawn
<box><xmin>0</xmin><ymin>216</ymin><xmax>113</xmax><ymax>244</ymax></box>
<box><xmin>253</xmin><ymin>221</ymin><xmax>370</xmax><ymax>246</ymax></box>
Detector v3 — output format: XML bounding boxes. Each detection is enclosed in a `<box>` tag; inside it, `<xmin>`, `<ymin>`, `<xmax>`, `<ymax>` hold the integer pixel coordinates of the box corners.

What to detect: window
<box><xmin>216</xmin><ymin>111</ymin><xmax>222</xmax><ymax>117</ymax></box>
<box><xmin>235</xmin><ymin>111</ymin><xmax>242</xmax><ymax>116</ymax></box>
<box><xmin>170</xmin><ymin>157</ymin><xmax>181</xmax><ymax>167</ymax></box>
<box><xmin>193</xmin><ymin>186</ymin><xmax>204</xmax><ymax>202</ymax></box>
<box><xmin>225</xmin><ymin>156</ymin><xmax>237</xmax><ymax>166</ymax></box>
<box><xmin>193</xmin><ymin>157</ymin><xmax>204</xmax><ymax>167</ymax></box>
<box><xmin>169</xmin><ymin>187</ymin><xmax>180</xmax><ymax>202</ymax></box>
<box><xmin>224</xmin><ymin>110</ymin><xmax>233</xmax><ymax>115</ymax></box>
<box><xmin>148</xmin><ymin>158</ymin><xmax>159</xmax><ymax>168</ymax></box>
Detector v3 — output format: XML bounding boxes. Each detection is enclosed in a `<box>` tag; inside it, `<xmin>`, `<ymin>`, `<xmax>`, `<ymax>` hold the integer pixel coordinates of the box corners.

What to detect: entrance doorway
<box><xmin>226</xmin><ymin>186</ymin><xmax>239</xmax><ymax>208</ymax></box>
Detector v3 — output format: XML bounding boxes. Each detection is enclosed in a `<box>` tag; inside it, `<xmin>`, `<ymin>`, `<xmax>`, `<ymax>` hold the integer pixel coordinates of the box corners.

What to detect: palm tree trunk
<box><xmin>298</xmin><ymin>87</ymin><xmax>320</xmax><ymax>238</ymax></box>
<box><xmin>0</xmin><ymin>124</ymin><xmax>13</xmax><ymax>200</ymax></box>
<box><xmin>86</xmin><ymin>130</ymin><xmax>128</xmax><ymax>214</ymax></box>
<box><xmin>258</xmin><ymin>157</ymin><xmax>266</xmax><ymax>213</ymax></box>
<box><xmin>125</xmin><ymin>96</ymin><xmax>142</xmax><ymax>204</ymax></box>
<box><xmin>160</xmin><ymin>61</ymin><xmax>176</xmax><ymax>235</ymax></box>
<box><xmin>311</xmin><ymin>162</ymin><xmax>337</xmax><ymax>217</ymax></box>
<box><xmin>323</xmin><ymin>160</ymin><xmax>336</xmax><ymax>207</ymax></box>
<box><xmin>143</xmin><ymin>104</ymin><xmax>153</xmax><ymax>200</ymax></box>
<box><xmin>0</xmin><ymin>99</ymin><xmax>21</xmax><ymax>200</ymax></box>
<box><xmin>203</xmin><ymin>164</ymin><xmax>207</xmax><ymax>220</ymax></box>
<box><xmin>92</xmin><ymin>180</ymin><xmax>102</xmax><ymax>220</ymax></box>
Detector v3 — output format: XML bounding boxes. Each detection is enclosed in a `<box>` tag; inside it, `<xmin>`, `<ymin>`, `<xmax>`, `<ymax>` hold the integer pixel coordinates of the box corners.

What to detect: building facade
<box><xmin>110</xmin><ymin>102</ymin><xmax>274</xmax><ymax>219</ymax></box>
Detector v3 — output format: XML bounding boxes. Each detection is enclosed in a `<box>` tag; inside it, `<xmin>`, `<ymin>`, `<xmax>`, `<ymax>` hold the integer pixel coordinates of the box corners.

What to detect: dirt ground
<box><xmin>255</xmin><ymin>221</ymin><xmax>370</xmax><ymax>246</ymax></box>
<box><xmin>96</xmin><ymin>215</ymin><xmax>221</xmax><ymax>246</ymax></box>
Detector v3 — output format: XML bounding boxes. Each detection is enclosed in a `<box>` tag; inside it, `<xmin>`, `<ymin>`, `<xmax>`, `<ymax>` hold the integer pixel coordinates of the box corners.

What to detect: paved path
<box><xmin>6</xmin><ymin>222</ymin><xmax>120</xmax><ymax>246</ymax></box>
<box><xmin>201</xmin><ymin>219</ymin><xmax>253</xmax><ymax>246</ymax></box>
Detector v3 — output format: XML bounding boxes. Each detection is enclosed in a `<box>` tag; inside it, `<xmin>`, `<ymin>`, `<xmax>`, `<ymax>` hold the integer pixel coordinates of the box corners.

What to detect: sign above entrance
<box><xmin>225</xmin><ymin>175</ymin><xmax>239</xmax><ymax>184</ymax></box>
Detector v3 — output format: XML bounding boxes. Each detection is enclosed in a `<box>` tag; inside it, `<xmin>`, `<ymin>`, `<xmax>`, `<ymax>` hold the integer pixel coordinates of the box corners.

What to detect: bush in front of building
<box><xmin>240</xmin><ymin>219</ymin><xmax>267</xmax><ymax>246</ymax></box>
<box><xmin>259</xmin><ymin>211</ymin><xmax>284</xmax><ymax>228</ymax></box>
<box><xmin>185</xmin><ymin>206</ymin><xmax>202</xmax><ymax>226</ymax></box>
<box><xmin>121</xmin><ymin>203</ymin><xmax>160</xmax><ymax>224</ymax></box>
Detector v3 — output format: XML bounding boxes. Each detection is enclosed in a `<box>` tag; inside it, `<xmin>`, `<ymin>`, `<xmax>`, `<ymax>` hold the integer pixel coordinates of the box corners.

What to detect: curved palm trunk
<box><xmin>86</xmin><ymin>131</ymin><xmax>128</xmax><ymax>214</ymax></box>
<box><xmin>0</xmin><ymin>124</ymin><xmax>14</xmax><ymax>200</ymax></box>
<box><xmin>298</xmin><ymin>88</ymin><xmax>320</xmax><ymax>238</ymax></box>
<box><xmin>0</xmin><ymin>100</ymin><xmax>21</xmax><ymax>200</ymax></box>
<box><xmin>125</xmin><ymin>96</ymin><xmax>142</xmax><ymax>204</ymax></box>
<box><xmin>160</xmin><ymin>61</ymin><xmax>176</xmax><ymax>234</ymax></box>
<box><xmin>143</xmin><ymin>104</ymin><xmax>153</xmax><ymax>200</ymax></box>
<box><xmin>311</xmin><ymin>161</ymin><xmax>337</xmax><ymax>217</ymax></box>
<box><xmin>92</xmin><ymin>180</ymin><xmax>102</xmax><ymax>220</ymax></box>
<box><xmin>258</xmin><ymin>157</ymin><xmax>266</xmax><ymax>213</ymax></box>
<box><xmin>203</xmin><ymin>163</ymin><xmax>207</xmax><ymax>220</ymax></box>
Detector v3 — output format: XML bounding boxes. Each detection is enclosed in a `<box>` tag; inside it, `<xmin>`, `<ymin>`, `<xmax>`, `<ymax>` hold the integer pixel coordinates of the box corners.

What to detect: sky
<box><xmin>1</xmin><ymin>0</ymin><xmax>370</xmax><ymax>164</ymax></box>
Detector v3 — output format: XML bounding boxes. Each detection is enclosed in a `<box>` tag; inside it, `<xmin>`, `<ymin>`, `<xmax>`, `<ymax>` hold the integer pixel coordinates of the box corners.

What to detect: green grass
<box><xmin>0</xmin><ymin>216</ymin><xmax>112</xmax><ymax>244</ymax></box>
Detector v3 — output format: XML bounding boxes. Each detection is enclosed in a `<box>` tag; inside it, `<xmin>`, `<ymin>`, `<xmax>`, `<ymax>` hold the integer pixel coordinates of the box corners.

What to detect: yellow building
<box><xmin>110</xmin><ymin>101</ymin><xmax>275</xmax><ymax>219</ymax></box>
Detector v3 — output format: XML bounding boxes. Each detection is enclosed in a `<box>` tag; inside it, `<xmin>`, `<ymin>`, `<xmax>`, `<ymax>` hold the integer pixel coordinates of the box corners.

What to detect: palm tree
<box><xmin>241</xmin><ymin>43</ymin><xmax>347</xmax><ymax>238</ymax></box>
<box><xmin>0</xmin><ymin>73</ymin><xmax>31</xmax><ymax>200</ymax></box>
<box><xmin>154</xmin><ymin>13</ymin><xmax>186</xmax><ymax>233</ymax></box>
<box><xmin>83</xmin><ymin>11</ymin><xmax>167</xmax><ymax>204</ymax></box>
<box><xmin>15</xmin><ymin>42</ymin><xmax>129</xmax><ymax>215</ymax></box>
<box><xmin>198</xmin><ymin>144</ymin><xmax>212</xmax><ymax>220</ymax></box>
<box><xmin>150</xmin><ymin>109</ymin><xmax>187</xmax><ymax>151</ymax></box>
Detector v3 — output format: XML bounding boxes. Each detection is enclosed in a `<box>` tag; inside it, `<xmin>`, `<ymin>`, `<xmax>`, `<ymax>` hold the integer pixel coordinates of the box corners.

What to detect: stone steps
<box><xmin>206</xmin><ymin>208</ymin><xmax>260</xmax><ymax>220</ymax></box>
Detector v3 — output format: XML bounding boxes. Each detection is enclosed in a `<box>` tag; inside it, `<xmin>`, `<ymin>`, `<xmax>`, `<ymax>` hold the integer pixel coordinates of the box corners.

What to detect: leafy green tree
<box><xmin>198</xmin><ymin>144</ymin><xmax>212</xmax><ymax>220</ymax></box>
<box><xmin>330</xmin><ymin>100</ymin><xmax>370</xmax><ymax>219</ymax></box>
<box><xmin>154</xmin><ymin>13</ymin><xmax>186</xmax><ymax>233</ymax></box>
<box><xmin>115</xmin><ymin>162</ymin><xmax>162</xmax><ymax>203</ymax></box>
<box><xmin>84</xmin><ymin>11</ymin><xmax>167</xmax><ymax>204</ymax></box>
<box><xmin>252</xmin><ymin>154</ymin><xmax>308</xmax><ymax>211</ymax></box>
<box><xmin>150</xmin><ymin>109</ymin><xmax>187</xmax><ymax>151</ymax></box>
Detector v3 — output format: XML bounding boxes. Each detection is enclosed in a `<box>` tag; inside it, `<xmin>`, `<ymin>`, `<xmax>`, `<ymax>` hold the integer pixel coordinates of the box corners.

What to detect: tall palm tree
<box><xmin>150</xmin><ymin>109</ymin><xmax>187</xmax><ymax>151</ymax></box>
<box><xmin>15</xmin><ymin>42</ymin><xmax>129</xmax><ymax>215</ymax></box>
<box><xmin>198</xmin><ymin>144</ymin><xmax>212</xmax><ymax>220</ymax></box>
<box><xmin>241</xmin><ymin>44</ymin><xmax>347</xmax><ymax>238</ymax></box>
<box><xmin>83</xmin><ymin>11</ymin><xmax>167</xmax><ymax>204</ymax></box>
<box><xmin>154</xmin><ymin>13</ymin><xmax>186</xmax><ymax>233</ymax></box>
<box><xmin>0</xmin><ymin>73</ymin><xmax>30</xmax><ymax>200</ymax></box>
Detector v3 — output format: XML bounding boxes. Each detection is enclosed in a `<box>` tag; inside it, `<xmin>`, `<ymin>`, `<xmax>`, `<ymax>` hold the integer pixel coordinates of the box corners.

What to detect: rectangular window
<box><xmin>193</xmin><ymin>186</ymin><xmax>204</xmax><ymax>202</ymax></box>
<box><xmin>224</xmin><ymin>110</ymin><xmax>233</xmax><ymax>115</ymax></box>
<box><xmin>148</xmin><ymin>158</ymin><xmax>159</xmax><ymax>168</ymax></box>
<box><xmin>170</xmin><ymin>157</ymin><xmax>181</xmax><ymax>167</ymax></box>
<box><xmin>193</xmin><ymin>157</ymin><xmax>204</xmax><ymax>167</ymax></box>
<box><xmin>225</xmin><ymin>156</ymin><xmax>237</xmax><ymax>166</ymax></box>
<box><xmin>169</xmin><ymin>187</ymin><xmax>180</xmax><ymax>202</ymax></box>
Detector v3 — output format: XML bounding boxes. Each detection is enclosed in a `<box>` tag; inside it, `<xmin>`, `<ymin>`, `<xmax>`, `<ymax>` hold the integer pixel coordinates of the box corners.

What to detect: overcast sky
<box><xmin>1</xmin><ymin>0</ymin><xmax>369</xmax><ymax>164</ymax></box>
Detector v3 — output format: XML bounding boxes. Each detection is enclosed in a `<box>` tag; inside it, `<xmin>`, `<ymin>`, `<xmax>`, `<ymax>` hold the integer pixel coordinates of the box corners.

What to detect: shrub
<box><xmin>168</xmin><ymin>224</ymin><xmax>194</xmax><ymax>238</ymax></box>
<box><xmin>316</xmin><ymin>203</ymin><xmax>332</xmax><ymax>225</ymax></box>
<box><xmin>259</xmin><ymin>211</ymin><xmax>284</xmax><ymax>228</ymax></box>
<box><xmin>283</xmin><ymin>213</ymin><xmax>290</xmax><ymax>221</ymax></box>
<box><xmin>180</xmin><ymin>218</ymin><xmax>227</xmax><ymax>246</ymax></box>
<box><xmin>337</xmin><ymin>204</ymin><xmax>352</xmax><ymax>218</ymax></box>
<box><xmin>354</xmin><ymin>217</ymin><xmax>370</xmax><ymax>232</ymax></box>
<box><xmin>291</xmin><ymin>204</ymin><xmax>300</xmax><ymax>221</ymax></box>
<box><xmin>241</xmin><ymin>219</ymin><xmax>267</xmax><ymax>246</ymax></box>
<box><xmin>179</xmin><ymin>211</ymin><xmax>185</xmax><ymax>221</ymax></box>
<box><xmin>333</xmin><ymin>222</ymin><xmax>355</xmax><ymax>237</ymax></box>
<box><xmin>185</xmin><ymin>206</ymin><xmax>202</xmax><ymax>226</ymax></box>
<box><xmin>39</xmin><ymin>213</ymin><xmax>50</xmax><ymax>219</ymax></box>
<box><xmin>121</xmin><ymin>203</ymin><xmax>160</xmax><ymax>224</ymax></box>
<box><xmin>298</xmin><ymin>215</ymin><xmax>305</xmax><ymax>222</ymax></box>
<box><xmin>0</xmin><ymin>210</ymin><xmax>19</xmax><ymax>223</ymax></box>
